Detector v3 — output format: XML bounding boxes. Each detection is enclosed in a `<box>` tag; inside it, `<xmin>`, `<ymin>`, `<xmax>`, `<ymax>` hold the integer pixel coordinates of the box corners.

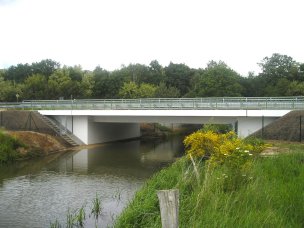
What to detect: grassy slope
<box><xmin>115</xmin><ymin>143</ymin><xmax>304</xmax><ymax>228</ymax></box>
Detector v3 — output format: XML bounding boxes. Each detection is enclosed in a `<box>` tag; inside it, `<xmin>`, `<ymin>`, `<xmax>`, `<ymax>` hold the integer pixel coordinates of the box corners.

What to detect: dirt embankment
<box><xmin>7</xmin><ymin>131</ymin><xmax>68</xmax><ymax>156</ymax></box>
<box><xmin>252</xmin><ymin>110</ymin><xmax>304</xmax><ymax>141</ymax></box>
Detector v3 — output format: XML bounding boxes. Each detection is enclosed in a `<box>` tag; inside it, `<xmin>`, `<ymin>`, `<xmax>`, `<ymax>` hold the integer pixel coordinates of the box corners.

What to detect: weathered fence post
<box><xmin>157</xmin><ymin>189</ymin><xmax>179</xmax><ymax>228</ymax></box>
<box><xmin>299</xmin><ymin>115</ymin><xmax>302</xmax><ymax>142</ymax></box>
<box><xmin>0</xmin><ymin>111</ymin><xmax>2</xmax><ymax>126</ymax></box>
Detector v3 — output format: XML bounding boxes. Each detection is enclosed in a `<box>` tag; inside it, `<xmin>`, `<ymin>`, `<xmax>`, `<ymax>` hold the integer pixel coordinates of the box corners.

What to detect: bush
<box><xmin>0</xmin><ymin>130</ymin><xmax>24</xmax><ymax>163</ymax></box>
<box><xmin>184</xmin><ymin>130</ymin><xmax>266</xmax><ymax>170</ymax></box>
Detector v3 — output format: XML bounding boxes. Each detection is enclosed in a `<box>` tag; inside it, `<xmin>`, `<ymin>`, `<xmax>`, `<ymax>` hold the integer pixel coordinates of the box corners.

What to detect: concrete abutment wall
<box><xmin>52</xmin><ymin>115</ymin><xmax>140</xmax><ymax>145</ymax></box>
<box><xmin>236</xmin><ymin>116</ymin><xmax>277</xmax><ymax>138</ymax></box>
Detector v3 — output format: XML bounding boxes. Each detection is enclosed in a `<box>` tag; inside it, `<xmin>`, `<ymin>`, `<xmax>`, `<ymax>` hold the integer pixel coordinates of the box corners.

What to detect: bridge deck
<box><xmin>1</xmin><ymin>97</ymin><xmax>304</xmax><ymax>110</ymax></box>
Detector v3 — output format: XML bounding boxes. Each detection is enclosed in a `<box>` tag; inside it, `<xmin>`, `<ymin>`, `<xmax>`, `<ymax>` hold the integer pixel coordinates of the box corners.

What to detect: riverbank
<box><xmin>0</xmin><ymin>130</ymin><xmax>68</xmax><ymax>163</ymax></box>
<box><xmin>115</xmin><ymin>141</ymin><xmax>304</xmax><ymax>227</ymax></box>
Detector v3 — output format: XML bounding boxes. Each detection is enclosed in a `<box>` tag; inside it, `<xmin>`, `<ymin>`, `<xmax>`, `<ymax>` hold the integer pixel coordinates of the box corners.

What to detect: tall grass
<box><xmin>115</xmin><ymin>152</ymin><xmax>304</xmax><ymax>227</ymax></box>
<box><xmin>91</xmin><ymin>193</ymin><xmax>102</xmax><ymax>220</ymax></box>
<box><xmin>50</xmin><ymin>196</ymin><xmax>102</xmax><ymax>228</ymax></box>
<box><xmin>0</xmin><ymin>130</ymin><xmax>24</xmax><ymax>163</ymax></box>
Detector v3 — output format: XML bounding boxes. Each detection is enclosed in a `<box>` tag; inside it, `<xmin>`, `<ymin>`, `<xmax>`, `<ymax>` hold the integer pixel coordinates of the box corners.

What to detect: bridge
<box><xmin>1</xmin><ymin>97</ymin><xmax>303</xmax><ymax>145</ymax></box>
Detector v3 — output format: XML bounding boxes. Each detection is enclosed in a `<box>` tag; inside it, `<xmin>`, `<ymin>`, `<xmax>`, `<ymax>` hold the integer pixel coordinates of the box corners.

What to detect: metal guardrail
<box><xmin>1</xmin><ymin>97</ymin><xmax>304</xmax><ymax>110</ymax></box>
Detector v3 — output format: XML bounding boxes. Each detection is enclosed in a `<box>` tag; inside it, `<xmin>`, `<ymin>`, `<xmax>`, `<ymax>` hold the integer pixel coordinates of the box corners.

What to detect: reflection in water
<box><xmin>0</xmin><ymin>136</ymin><xmax>184</xmax><ymax>228</ymax></box>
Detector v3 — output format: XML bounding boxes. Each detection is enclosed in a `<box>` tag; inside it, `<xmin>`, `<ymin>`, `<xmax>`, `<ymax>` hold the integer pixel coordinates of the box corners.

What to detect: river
<box><xmin>0</xmin><ymin>136</ymin><xmax>184</xmax><ymax>228</ymax></box>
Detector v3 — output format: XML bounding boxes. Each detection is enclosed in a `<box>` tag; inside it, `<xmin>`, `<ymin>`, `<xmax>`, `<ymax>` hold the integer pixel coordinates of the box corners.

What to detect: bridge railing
<box><xmin>1</xmin><ymin>97</ymin><xmax>304</xmax><ymax>110</ymax></box>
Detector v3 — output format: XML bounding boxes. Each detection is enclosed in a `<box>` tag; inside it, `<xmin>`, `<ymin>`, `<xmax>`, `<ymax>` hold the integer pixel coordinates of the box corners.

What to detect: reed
<box><xmin>91</xmin><ymin>193</ymin><xmax>102</xmax><ymax>220</ymax></box>
<box><xmin>50</xmin><ymin>219</ymin><xmax>61</xmax><ymax>228</ymax></box>
<box><xmin>75</xmin><ymin>205</ymin><xmax>86</xmax><ymax>227</ymax></box>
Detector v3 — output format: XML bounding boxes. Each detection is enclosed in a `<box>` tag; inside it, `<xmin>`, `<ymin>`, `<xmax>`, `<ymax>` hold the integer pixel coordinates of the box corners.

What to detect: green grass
<box><xmin>115</xmin><ymin>148</ymin><xmax>304</xmax><ymax>227</ymax></box>
<box><xmin>0</xmin><ymin>130</ymin><xmax>25</xmax><ymax>163</ymax></box>
<box><xmin>0</xmin><ymin>129</ymin><xmax>45</xmax><ymax>163</ymax></box>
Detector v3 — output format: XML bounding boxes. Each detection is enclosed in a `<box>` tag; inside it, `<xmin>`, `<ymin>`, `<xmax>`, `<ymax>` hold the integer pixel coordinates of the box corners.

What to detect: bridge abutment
<box><xmin>236</xmin><ymin>116</ymin><xmax>277</xmax><ymax>138</ymax></box>
<box><xmin>52</xmin><ymin>115</ymin><xmax>140</xmax><ymax>145</ymax></box>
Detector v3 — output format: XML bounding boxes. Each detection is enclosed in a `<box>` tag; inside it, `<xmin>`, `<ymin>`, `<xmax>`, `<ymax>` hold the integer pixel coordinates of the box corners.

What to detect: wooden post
<box><xmin>261</xmin><ymin>115</ymin><xmax>264</xmax><ymax>139</ymax></box>
<box><xmin>157</xmin><ymin>189</ymin><xmax>179</xmax><ymax>228</ymax></box>
<box><xmin>300</xmin><ymin>115</ymin><xmax>302</xmax><ymax>142</ymax></box>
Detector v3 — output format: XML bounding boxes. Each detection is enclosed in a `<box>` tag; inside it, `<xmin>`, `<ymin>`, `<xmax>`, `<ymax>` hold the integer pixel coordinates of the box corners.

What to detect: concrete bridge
<box><xmin>1</xmin><ymin>97</ymin><xmax>303</xmax><ymax>145</ymax></box>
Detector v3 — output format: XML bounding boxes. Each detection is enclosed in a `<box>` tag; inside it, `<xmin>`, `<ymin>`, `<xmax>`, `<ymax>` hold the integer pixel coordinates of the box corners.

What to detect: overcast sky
<box><xmin>0</xmin><ymin>0</ymin><xmax>303</xmax><ymax>76</ymax></box>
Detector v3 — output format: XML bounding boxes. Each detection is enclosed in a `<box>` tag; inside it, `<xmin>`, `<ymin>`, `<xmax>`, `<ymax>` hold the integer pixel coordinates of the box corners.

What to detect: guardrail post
<box><xmin>266</xmin><ymin>99</ymin><xmax>268</xmax><ymax>109</ymax></box>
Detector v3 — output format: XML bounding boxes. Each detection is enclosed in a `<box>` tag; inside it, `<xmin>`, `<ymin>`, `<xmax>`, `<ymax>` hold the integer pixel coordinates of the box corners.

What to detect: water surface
<box><xmin>0</xmin><ymin>136</ymin><xmax>184</xmax><ymax>228</ymax></box>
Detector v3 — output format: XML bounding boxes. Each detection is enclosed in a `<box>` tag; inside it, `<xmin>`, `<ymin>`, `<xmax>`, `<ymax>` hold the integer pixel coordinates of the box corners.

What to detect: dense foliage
<box><xmin>1</xmin><ymin>54</ymin><xmax>304</xmax><ymax>102</ymax></box>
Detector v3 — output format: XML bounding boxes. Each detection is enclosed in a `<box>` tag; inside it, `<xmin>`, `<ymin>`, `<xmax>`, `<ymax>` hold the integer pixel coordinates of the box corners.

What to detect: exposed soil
<box><xmin>261</xmin><ymin>139</ymin><xmax>304</xmax><ymax>156</ymax></box>
<box><xmin>7</xmin><ymin>131</ymin><xmax>68</xmax><ymax>156</ymax></box>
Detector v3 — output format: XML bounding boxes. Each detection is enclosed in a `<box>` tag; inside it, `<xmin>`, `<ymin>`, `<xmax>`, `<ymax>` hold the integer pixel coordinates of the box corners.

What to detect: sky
<box><xmin>0</xmin><ymin>0</ymin><xmax>303</xmax><ymax>76</ymax></box>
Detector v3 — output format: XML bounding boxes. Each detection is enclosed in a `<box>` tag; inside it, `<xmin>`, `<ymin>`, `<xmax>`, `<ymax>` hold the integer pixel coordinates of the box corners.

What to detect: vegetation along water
<box><xmin>115</xmin><ymin>131</ymin><xmax>304</xmax><ymax>228</ymax></box>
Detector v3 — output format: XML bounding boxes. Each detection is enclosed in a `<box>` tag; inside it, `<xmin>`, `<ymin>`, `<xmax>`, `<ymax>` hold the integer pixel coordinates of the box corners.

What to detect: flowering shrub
<box><xmin>184</xmin><ymin>130</ymin><xmax>266</xmax><ymax>170</ymax></box>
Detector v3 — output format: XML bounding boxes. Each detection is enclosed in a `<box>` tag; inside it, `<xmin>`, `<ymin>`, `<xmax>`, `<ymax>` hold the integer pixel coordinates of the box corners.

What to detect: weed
<box><xmin>91</xmin><ymin>193</ymin><xmax>102</xmax><ymax>220</ymax></box>
<box><xmin>50</xmin><ymin>219</ymin><xmax>61</xmax><ymax>228</ymax></box>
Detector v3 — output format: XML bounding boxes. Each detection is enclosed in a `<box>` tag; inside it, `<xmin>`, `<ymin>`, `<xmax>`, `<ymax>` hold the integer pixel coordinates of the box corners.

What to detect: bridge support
<box><xmin>52</xmin><ymin>116</ymin><xmax>140</xmax><ymax>145</ymax></box>
<box><xmin>236</xmin><ymin>116</ymin><xmax>277</xmax><ymax>138</ymax></box>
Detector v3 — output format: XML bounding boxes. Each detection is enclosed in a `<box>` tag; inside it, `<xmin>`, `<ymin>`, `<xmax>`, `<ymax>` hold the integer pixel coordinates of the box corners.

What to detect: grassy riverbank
<box><xmin>0</xmin><ymin>129</ymin><xmax>26</xmax><ymax>163</ymax></box>
<box><xmin>115</xmin><ymin>142</ymin><xmax>304</xmax><ymax>227</ymax></box>
<box><xmin>0</xmin><ymin>129</ymin><xmax>67</xmax><ymax>163</ymax></box>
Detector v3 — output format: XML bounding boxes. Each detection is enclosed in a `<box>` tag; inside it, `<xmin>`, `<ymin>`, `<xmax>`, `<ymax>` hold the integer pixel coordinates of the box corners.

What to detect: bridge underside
<box><xmin>42</xmin><ymin>109</ymin><xmax>288</xmax><ymax>145</ymax></box>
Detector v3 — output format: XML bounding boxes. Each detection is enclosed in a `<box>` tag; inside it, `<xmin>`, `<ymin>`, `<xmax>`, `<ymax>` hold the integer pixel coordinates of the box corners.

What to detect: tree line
<box><xmin>0</xmin><ymin>53</ymin><xmax>304</xmax><ymax>102</ymax></box>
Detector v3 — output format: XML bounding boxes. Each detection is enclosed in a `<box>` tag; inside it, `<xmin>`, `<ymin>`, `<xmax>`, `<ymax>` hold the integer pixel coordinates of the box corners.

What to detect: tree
<box><xmin>190</xmin><ymin>61</ymin><xmax>243</xmax><ymax>97</ymax></box>
<box><xmin>147</xmin><ymin>60</ymin><xmax>164</xmax><ymax>85</ymax></box>
<box><xmin>4</xmin><ymin>63</ymin><xmax>33</xmax><ymax>83</ymax></box>
<box><xmin>22</xmin><ymin>74</ymin><xmax>48</xmax><ymax>99</ymax></box>
<box><xmin>31</xmin><ymin>59</ymin><xmax>60</xmax><ymax>78</ymax></box>
<box><xmin>239</xmin><ymin>73</ymin><xmax>265</xmax><ymax>97</ymax></box>
<box><xmin>68</xmin><ymin>65</ymin><xmax>83</xmax><ymax>81</ymax></box>
<box><xmin>92</xmin><ymin>67</ymin><xmax>122</xmax><ymax>98</ymax></box>
<box><xmin>118</xmin><ymin>82</ymin><xmax>157</xmax><ymax>98</ymax></box>
<box><xmin>154</xmin><ymin>82</ymin><xmax>180</xmax><ymax>98</ymax></box>
<box><xmin>286</xmin><ymin>81</ymin><xmax>304</xmax><ymax>96</ymax></box>
<box><xmin>48</xmin><ymin>69</ymin><xmax>81</xmax><ymax>99</ymax></box>
<box><xmin>138</xmin><ymin>83</ymin><xmax>157</xmax><ymax>98</ymax></box>
<box><xmin>0</xmin><ymin>76</ymin><xmax>21</xmax><ymax>102</ymax></box>
<box><xmin>80</xmin><ymin>72</ymin><xmax>94</xmax><ymax>98</ymax></box>
<box><xmin>127</xmin><ymin>64</ymin><xmax>151</xmax><ymax>84</ymax></box>
<box><xmin>164</xmin><ymin>63</ymin><xmax>194</xmax><ymax>96</ymax></box>
<box><xmin>258</xmin><ymin>53</ymin><xmax>300</xmax><ymax>83</ymax></box>
<box><xmin>118</xmin><ymin>81</ymin><xmax>139</xmax><ymax>99</ymax></box>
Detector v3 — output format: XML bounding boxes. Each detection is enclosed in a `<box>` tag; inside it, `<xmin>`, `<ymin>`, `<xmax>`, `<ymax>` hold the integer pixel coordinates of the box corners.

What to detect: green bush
<box><xmin>0</xmin><ymin>130</ymin><xmax>24</xmax><ymax>163</ymax></box>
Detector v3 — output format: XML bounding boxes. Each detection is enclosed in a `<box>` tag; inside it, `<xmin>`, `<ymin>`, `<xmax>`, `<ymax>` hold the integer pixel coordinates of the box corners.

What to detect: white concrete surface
<box><xmin>38</xmin><ymin>109</ymin><xmax>291</xmax><ymax>144</ymax></box>
<box><xmin>237</xmin><ymin>117</ymin><xmax>277</xmax><ymax>138</ymax></box>
<box><xmin>38</xmin><ymin>109</ymin><xmax>291</xmax><ymax>118</ymax></box>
